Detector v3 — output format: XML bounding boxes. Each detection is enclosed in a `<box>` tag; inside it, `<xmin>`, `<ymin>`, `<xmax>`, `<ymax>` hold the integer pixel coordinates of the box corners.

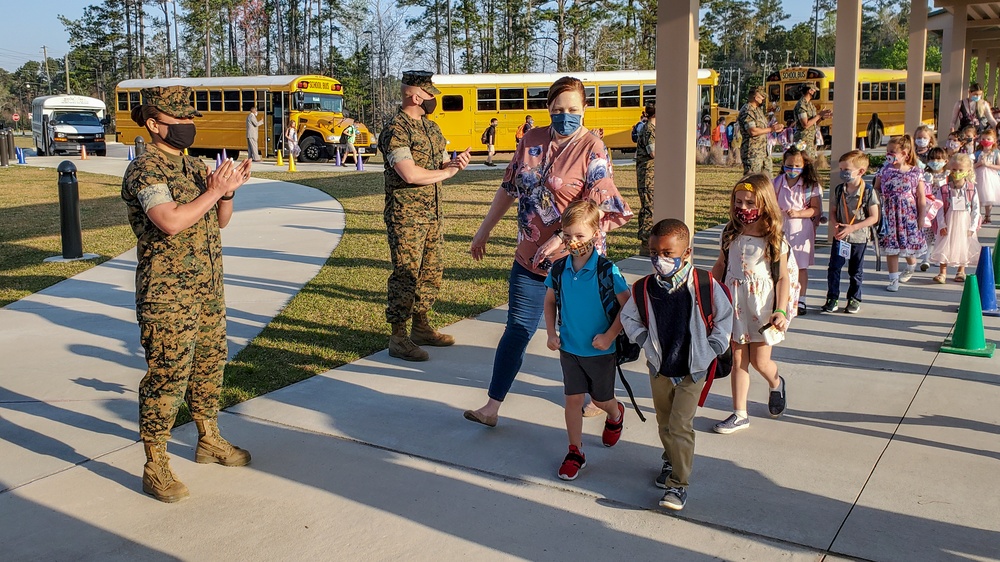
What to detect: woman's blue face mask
<box><xmin>550</xmin><ymin>112</ymin><xmax>582</xmax><ymax>136</ymax></box>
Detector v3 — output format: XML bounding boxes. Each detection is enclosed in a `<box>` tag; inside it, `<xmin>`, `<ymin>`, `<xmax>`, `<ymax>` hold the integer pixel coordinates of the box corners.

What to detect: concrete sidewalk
<box><xmin>1</xmin><ymin>154</ymin><xmax>999</xmax><ymax>561</ymax></box>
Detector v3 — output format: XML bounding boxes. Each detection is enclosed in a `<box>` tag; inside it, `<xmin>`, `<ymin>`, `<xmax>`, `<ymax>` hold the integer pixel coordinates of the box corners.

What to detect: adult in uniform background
<box><xmin>379</xmin><ymin>70</ymin><xmax>471</xmax><ymax>362</ymax></box>
<box><xmin>738</xmin><ymin>86</ymin><xmax>783</xmax><ymax>176</ymax></box>
<box><xmin>122</xmin><ymin>86</ymin><xmax>252</xmax><ymax>503</ymax></box>
<box><xmin>793</xmin><ymin>81</ymin><xmax>832</xmax><ymax>161</ymax></box>
<box><xmin>245</xmin><ymin>104</ymin><xmax>263</xmax><ymax>162</ymax></box>
<box><xmin>635</xmin><ymin>102</ymin><xmax>655</xmax><ymax>255</ymax></box>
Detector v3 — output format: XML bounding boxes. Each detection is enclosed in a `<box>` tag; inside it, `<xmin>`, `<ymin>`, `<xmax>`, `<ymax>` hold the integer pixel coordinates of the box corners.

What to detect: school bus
<box><xmin>430</xmin><ymin>69</ymin><xmax>720</xmax><ymax>153</ymax></box>
<box><xmin>115</xmin><ymin>75</ymin><xmax>374</xmax><ymax>162</ymax></box>
<box><xmin>764</xmin><ymin>67</ymin><xmax>941</xmax><ymax>146</ymax></box>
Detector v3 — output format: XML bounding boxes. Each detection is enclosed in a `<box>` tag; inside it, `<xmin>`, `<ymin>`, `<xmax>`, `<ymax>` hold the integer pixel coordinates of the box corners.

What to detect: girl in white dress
<box><xmin>711</xmin><ymin>174</ymin><xmax>792</xmax><ymax>435</ymax></box>
<box><xmin>931</xmin><ymin>153</ymin><xmax>982</xmax><ymax>282</ymax></box>
<box><xmin>974</xmin><ymin>128</ymin><xmax>1000</xmax><ymax>224</ymax></box>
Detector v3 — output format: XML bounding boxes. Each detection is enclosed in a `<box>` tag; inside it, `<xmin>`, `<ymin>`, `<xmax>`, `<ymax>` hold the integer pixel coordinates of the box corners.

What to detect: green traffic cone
<box><xmin>941</xmin><ymin>274</ymin><xmax>996</xmax><ymax>358</ymax></box>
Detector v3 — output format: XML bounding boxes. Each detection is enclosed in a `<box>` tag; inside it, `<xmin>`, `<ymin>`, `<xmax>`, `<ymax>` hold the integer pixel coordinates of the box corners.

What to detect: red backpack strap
<box><xmin>632</xmin><ymin>276</ymin><xmax>651</xmax><ymax>326</ymax></box>
<box><xmin>693</xmin><ymin>268</ymin><xmax>717</xmax><ymax>408</ymax></box>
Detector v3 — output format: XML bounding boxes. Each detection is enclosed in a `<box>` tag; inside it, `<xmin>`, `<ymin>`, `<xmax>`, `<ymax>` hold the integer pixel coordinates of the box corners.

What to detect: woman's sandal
<box><xmin>463</xmin><ymin>409</ymin><xmax>498</xmax><ymax>427</ymax></box>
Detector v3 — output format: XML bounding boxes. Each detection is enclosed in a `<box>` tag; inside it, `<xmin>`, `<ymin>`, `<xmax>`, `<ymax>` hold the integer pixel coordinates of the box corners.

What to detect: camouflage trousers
<box><xmin>138</xmin><ymin>297</ymin><xmax>227</xmax><ymax>443</ymax></box>
<box><xmin>742</xmin><ymin>145</ymin><xmax>771</xmax><ymax>178</ymax></box>
<box><xmin>385</xmin><ymin>220</ymin><xmax>443</xmax><ymax>324</ymax></box>
<box><xmin>637</xmin><ymin>162</ymin><xmax>655</xmax><ymax>243</ymax></box>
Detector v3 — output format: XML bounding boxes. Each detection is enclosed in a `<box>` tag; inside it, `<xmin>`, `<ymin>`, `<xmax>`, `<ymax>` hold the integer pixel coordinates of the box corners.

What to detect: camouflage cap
<box><xmin>141</xmin><ymin>86</ymin><xmax>202</xmax><ymax>118</ymax></box>
<box><xmin>803</xmin><ymin>81</ymin><xmax>819</xmax><ymax>92</ymax></box>
<box><xmin>401</xmin><ymin>70</ymin><xmax>441</xmax><ymax>95</ymax></box>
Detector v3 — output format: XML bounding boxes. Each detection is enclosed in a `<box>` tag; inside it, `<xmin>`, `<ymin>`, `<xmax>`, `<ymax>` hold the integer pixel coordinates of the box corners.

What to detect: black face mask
<box><xmin>158</xmin><ymin>121</ymin><xmax>197</xmax><ymax>150</ymax></box>
<box><xmin>420</xmin><ymin>96</ymin><xmax>438</xmax><ymax>115</ymax></box>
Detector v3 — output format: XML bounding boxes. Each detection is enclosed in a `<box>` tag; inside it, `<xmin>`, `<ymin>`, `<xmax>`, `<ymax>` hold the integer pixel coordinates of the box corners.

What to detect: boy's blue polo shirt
<box><xmin>545</xmin><ymin>251</ymin><xmax>629</xmax><ymax>357</ymax></box>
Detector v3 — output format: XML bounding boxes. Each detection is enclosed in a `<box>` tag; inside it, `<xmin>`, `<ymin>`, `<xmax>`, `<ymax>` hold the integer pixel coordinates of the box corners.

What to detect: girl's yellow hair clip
<box><xmin>736</xmin><ymin>182</ymin><xmax>755</xmax><ymax>193</ymax></box>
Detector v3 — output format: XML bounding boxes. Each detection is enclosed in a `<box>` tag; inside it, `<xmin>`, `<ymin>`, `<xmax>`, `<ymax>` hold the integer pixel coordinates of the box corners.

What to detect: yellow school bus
<box><xmin>115</xmin><ymin>75</ymin><xmax>374</xmax><ymax>162</ymax></box>
<box><xmin>430</xmin><ymin>69</ymin><xmax>720</xmax><ymax>153</ymax></box>
<box><xmin>764</xmin><ymin>67</ymin><xmax>941</xmax><ymax>146</ymax></box>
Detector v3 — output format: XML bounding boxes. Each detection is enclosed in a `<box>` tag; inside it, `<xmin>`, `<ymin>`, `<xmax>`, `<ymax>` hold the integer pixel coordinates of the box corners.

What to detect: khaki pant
<box><xmin>650</xmin><ymin>373</ymin><xmax>705</xmax><ymax>488</ymax></box>
<box><xmin>385</xmin><ymin>220</ymin><xmax>443</xmax><ymax>324</ymax></box>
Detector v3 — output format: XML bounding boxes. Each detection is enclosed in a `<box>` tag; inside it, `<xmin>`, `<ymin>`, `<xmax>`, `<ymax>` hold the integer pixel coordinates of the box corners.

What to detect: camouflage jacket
<box><xmin>636</xmin><ymin>121</ymin><xmax>655</xmax><ymax>167</ymax></box>
<box><xmin>793</xmin><ymin>97</ymin><xmax>818</xmax><ymax>144</ymax></box>
<box><xmin>121</xmin><ymin>145</ymin><xmax>224</xmax><ymax>306</ymax></box>
<box><xmin>738</xmin><ymin>102</ymin><xmax>768</xmax><ymax>155</ymax></box>
<box><xmin>378</xmin><ymin>108</ymin><xmax>449</xmax><ymax>225</ymax></box>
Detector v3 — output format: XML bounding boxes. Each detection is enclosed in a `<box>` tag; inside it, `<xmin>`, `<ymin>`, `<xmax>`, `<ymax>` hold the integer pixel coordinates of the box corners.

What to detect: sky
<box><xmin>0</xmin><ymin>0</ymin><xmax>816</xmax><ymax>73</ymax></box>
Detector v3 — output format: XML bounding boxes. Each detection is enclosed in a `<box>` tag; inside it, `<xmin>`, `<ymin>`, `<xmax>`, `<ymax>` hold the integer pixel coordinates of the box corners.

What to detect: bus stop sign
<box><xmin>11</xmin><ymin>113</ymin><xmax>19</xmax><ymax>122</ymax></box>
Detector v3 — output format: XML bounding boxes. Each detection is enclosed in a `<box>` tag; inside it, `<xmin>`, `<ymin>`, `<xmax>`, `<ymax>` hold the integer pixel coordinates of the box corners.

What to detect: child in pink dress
<box><xmin>774</xmin><ymin>146</ymin><xmax>822</xmax><ymax>315</ymax></box>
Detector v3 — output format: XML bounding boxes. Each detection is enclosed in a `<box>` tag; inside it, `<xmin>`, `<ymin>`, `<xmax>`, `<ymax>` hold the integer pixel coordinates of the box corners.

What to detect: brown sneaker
<box><xmin>410</xmin><ymin>313</ymin><xmax>455</xmax><ymax>347</ymax></box>
<box><xmin>142</xmin><ymin>442</ymin><xmax>190</xmax><ymax>503</ymax></box>
<box><xmin>195</xmin><ymin>419</ymin><xmax>251</xmax><ymax>467</ymax></box>
<box><xmin>389</xmin><ymin>335</ymin><xmax>430</xmax><ymax>361</ymax></box>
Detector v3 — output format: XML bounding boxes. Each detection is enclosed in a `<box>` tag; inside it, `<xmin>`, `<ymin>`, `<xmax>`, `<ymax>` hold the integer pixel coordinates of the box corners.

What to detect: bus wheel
<box><xmin>299</xmin><ymin>136</ymin><xmax>328</xmax><ymax>163</ymax></box>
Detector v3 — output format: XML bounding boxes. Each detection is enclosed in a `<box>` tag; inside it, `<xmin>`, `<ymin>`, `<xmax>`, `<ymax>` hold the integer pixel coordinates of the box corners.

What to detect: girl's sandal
<box><xmin>954</xmin><ymin>272</ymin><xmax>967</xmax><ymax>283</ymax></box>
<box><xmin>933</xmin><ymin>273</ymin><xmax>947</xmax><ymax>284</ymax></box>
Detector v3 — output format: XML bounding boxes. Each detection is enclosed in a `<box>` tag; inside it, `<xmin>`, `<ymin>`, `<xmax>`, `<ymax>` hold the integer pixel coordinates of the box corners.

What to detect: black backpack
<box><xmin>549</xmin><ymin>255</ymin><xmax>645</xmax><ymax>420</ymax></box>
<box><xmin>631</xmin><ymin>122</ymin><xmax>643</xmax><ymax>143</ymax></box>
<box><xmin>480</xmin><ymin>126</ymin><xmax>491</xmax><ymax>145</ymax></box>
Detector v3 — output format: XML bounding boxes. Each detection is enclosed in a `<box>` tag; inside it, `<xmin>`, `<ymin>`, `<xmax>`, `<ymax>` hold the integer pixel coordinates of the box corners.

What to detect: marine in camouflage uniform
<box><xmin>793</xmin><ymin>82</ymin><xmax>820</xmax><ymax>161</ymax></box>
<box><xmin>635</xmin><ymin>105</ymin><xmax>656</xmax><ymax>252</ymax></box>
<box><xmin>122</xmin><ymin>86</ymin><xmax>251</xmax><ymax>503</ymax></box>
<box><xmin>739</xmin><ymin>87</ymin><xmax>773</xmax><ymax>177</ymax></box>
<box><xmin>380</xmin><ymin>71</ymin><xmax>470</xmax><ymax>361</ymax></box>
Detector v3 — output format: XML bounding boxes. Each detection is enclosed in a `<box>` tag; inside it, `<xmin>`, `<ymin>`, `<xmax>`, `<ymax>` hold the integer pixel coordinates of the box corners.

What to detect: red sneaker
<box><xmin>602</xmin><ymin>402</ymin><xmax>625</xmax><ymax>447</ymax></box>
<box><xmin>557</xmin><ymin>445</ymin><xmax>587</xmax><ymax>481</ymax></box>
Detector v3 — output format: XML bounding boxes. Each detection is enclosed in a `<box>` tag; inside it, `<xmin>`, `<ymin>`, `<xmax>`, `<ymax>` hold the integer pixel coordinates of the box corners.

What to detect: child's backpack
<box><xmin>726</xmin><ymin>122</ymin><xmax>735</xmax><ymax>144</ymax></box>
<box><xmin>515</xmin><ymin>123</ymin><xmax>526</xmax><ymax>143</ymax></box>
<box><xmin>631</xmin><ymin>269</ymin><xmax>733</xmax><ymax>408</ymax></box>
<box><xmin>549</xmin><ymin>255</ymin><xmax>645</xmax><ymax>420</ymax></box>
<box><xmin>480</xmin><ymin>128</ymin><xmax>490</xmax><ymax>144</ymax></box>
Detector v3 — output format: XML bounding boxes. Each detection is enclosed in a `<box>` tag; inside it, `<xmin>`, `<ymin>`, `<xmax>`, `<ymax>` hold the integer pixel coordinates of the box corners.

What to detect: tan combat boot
<box><xmin>195</xmin><ymin>419</ymin><xmax>251</xmax><ymax>467</ymax></box>
<box><xmin>142</xmin><ymin>442</ymin><xmax>190</xmax><ymax>503</ymax></box>
<box><xmin>388</xmin><ymin>322</ymin><xmax>429</xmax><ymax>361</ymax></box>
<box><xmin>410</xmin><ymin>313</ymin><xmax>455</xmax><ymax>347</ymax></box>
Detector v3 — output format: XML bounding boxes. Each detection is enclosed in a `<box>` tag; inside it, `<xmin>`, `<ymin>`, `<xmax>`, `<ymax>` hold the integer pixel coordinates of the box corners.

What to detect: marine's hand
<box><xmin>208</xmin><ymin>158</ymin><xmax>251</xmax><ymax>197</ymax></box>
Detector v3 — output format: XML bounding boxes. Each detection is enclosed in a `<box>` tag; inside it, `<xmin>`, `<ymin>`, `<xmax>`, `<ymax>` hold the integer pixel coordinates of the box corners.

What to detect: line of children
<box><xmin>774</xmin><ymin>146</ymin><xmax>822</xmax><ymax>315</ymax></box>
<box><xmin>712</xmin><ymin>174</ymin><xmax>790</xmax><ymax>435</ymax></box>
<box><xmin>931</xmin><ymin>153</ymin><xmax>983</xmax><ymax>282</ymax></box>
<box><xmin>620</xmin><ymin>219</ymin><xmax>734</xmax><ymax>511</ymax></box>
<box><xmin>822</xmin><ymin>150</ymin><xmax>880</xmax><ymax>314</ymax></box>
<box><xmin>543</xmin><ymin>201</ymin><xmax>629</xmax><ymax>482</ymax></box>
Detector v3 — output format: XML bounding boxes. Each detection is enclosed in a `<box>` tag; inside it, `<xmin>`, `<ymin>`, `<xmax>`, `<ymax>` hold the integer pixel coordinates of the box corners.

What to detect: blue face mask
<box><xmin>550</xmin><ymin>113</ymin><xmax>582</xmax><ymax>136</ymax></box>
<box><xmin>928</xmin><ymin>160</ymin><xmax>946</xmax><ymax>171</ymax></box>
<box><xmin>839</xmin><ymin>170</ymin><xmax>855</xmax><ymax>182</ymax></box>
<box><xmin>971</xmin><ymin>95</ymin><xmax>981</xmax><ymax>103</ymax></box>
<box><xmin>784</xmin><ymin>166</ymin><xmax>803</xmax><ymax>180</ymax></box>
<box><xmin>651</xmin><ymin>256</ymin><xmax>683</xmax><ymax>278</ymax></box>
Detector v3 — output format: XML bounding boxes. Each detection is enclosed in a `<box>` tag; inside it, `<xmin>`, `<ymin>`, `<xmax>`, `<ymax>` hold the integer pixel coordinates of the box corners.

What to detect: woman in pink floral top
<box><xmin>463</xmin><ymin>77</ymin><xmax>632</xmax><ymax>427</ymax></box>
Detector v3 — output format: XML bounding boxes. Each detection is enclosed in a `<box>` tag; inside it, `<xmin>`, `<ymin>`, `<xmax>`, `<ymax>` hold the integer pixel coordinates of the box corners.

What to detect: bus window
<box><xmin>860</xmin><ymin>83</ymin><xmax>870</xmax><ymax>101</ymax></box>
<box><xmin>527</xmin><ymin>87</ymin><xmax>548</xmax><ymax>110</ymax></box>
<box><xmin>477</xmin><ymin>88</ymin><xmax>497</xmax><ymax>111</ymax></box>
<box><xmin>924</xmin><ymin>83</ymin><xmax>934</xmax><ymax>100</ymax></box>
<box><xmin>242</xmin><ymin>90</ymin><xmax>256</xmax><ymax>108</ymax></box>
<box><xmin>300</xmin><ymin>92</ymin><xmax>344</xmax><ymax>113</ymax></box>
<box><xmin>828</xmin><ymin>82</ymin><xmax>835</xmax><ymax>101</ymax></box>
<box><xmin>879</xmin><ymin>83</ymin><xmax>890</xmax><ymax>101</ymax></box>
<box><xmin>499</xmin><ymin>88</ymin><xmax>524</xmax><ymax>110</ymax></box>
<box><xmin>599</xmin><ymin>86</ymin><xmax>618</xmax><ymax>108</ymax></box>
<box><xmin>442</xmin><ymin>95</ymin><xmax>463</xmax><ymax>111</ymax></box>
<box><xmin>897</xmin><ymin>83</ymin><xmax>905</xmax><ymax>100</ymax></box>
<box><xmin>641</xmin><ymin>85</ymin><xmax>654</xmax><ymax>105</ymax></box>
<box><xmin>195</xmin><ymin>91</ymin><xmax>208</xmax><ymax>112</ymax></box>
<box><xmin>224</xmin><ymin>91</ymin><xmax>240</xmax><ymax>111</ymax></box>
<box><xmin>768</xmin><ymin>84</ymin><xmax>781</xmax><ymax>103</ymax></box>
<box><xmin>210</xmin><ymin>91</ymin><xmax>222</xmax><ymax>111</ymax></box>
<box><xmin>129</xmin><ymin>92</ymin><xmax>140</xmax><ymax>109</ymax></box>
<box><xmin>256</xmin><ymin>90</ymin><xmax>267</xmax><ymax>111</ymax></box>
<box><xmin>621</xmin><ymin>84</ymin><xmax>640</xmax><ymax>107</ymax></box>
<box><xmin>585</xmin><ymin>86</ymin><xmax>595</xmax><ymax>107</ymax></box>
<box><xmin>117</xmin><ymin>92</ymin><xmax>129</xmax><ymax>111</ymax></box>
<box><xmin>784</xmin><ymin>83</ymin><xmax>802</xmax><ymax>101</ymax></box>
<box><xmin>888</xmin><ymin>83</ymin><xmax>897</xmax><ymax>101</ymax></box>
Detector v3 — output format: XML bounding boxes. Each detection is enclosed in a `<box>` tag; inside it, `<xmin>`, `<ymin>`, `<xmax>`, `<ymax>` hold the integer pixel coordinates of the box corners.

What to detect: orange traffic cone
<box><xmin>276</xmin><ymin>150</ymin><xmax>284</xmax><ymax>166</ymax></box>
<box><xmin>80</xmin><ymin>146</ymin><xmax>88</xmax><ymax>160</ymax></box>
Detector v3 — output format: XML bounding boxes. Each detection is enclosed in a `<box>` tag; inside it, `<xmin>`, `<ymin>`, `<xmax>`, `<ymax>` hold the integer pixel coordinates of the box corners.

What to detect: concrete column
<box><xmin>991</xmin><ymin>50</ymin><xmax>1000</xmax><ymax>106</ymax></box>
<box><xmin>653</xmin><ymin>0</ymin><xmax>697</xmax><ymax>229</ymax></box>
<box><xmin>940</xmin><ymin>7</ymin><xmax>968</xmax><ymax>142</ymax></box>
<box><xmin>976</xmin><ymin>48</ymin><xmax>986</xmax><ymax>88</ymax></box>
<box><xmin>831</xmin><ymin>0</ymin><xmax>862</xmax><ymax>166</ymax></box>
<box><xmin>963</xmin><ymin>38</ymin><xmax>973</xmax><ymax>92</ymax></box>
<box><xmin>904</xmin><ymin>0</ymin><xmax>928</xmax><ymax>136</ymax></box>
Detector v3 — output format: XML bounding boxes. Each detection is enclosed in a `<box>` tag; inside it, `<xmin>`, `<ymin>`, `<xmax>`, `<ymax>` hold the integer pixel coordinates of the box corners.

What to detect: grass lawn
<box><xmin>216</xmin><ymin>164</ymin><xmax>744</xmax><ymax>412</ymax></box>
<box><xmin>0</xmin><ymin>166</ymin><xmax>133</xmax><ymax>307</ymax></box>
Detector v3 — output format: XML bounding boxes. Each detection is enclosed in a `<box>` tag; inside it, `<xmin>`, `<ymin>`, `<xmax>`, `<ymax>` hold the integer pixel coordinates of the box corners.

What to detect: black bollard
<box><xmin>134</xmin><ymin>136</ymin><xmax>146</xmax><ymax>157</ymax></box>
<box><xmin>0</xmin><ymin>131</ymin><xmax>9</xmax><ymax>168</ymax></box>
<box><xmin>5</xmin><ymin>129</ymin><xmax>14</xmax><ymax>161</ymax></box>
<box><xmin>57</xmin><ymin>161</ymin><xmax>84</xmax><ymax>259</ymax></box>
